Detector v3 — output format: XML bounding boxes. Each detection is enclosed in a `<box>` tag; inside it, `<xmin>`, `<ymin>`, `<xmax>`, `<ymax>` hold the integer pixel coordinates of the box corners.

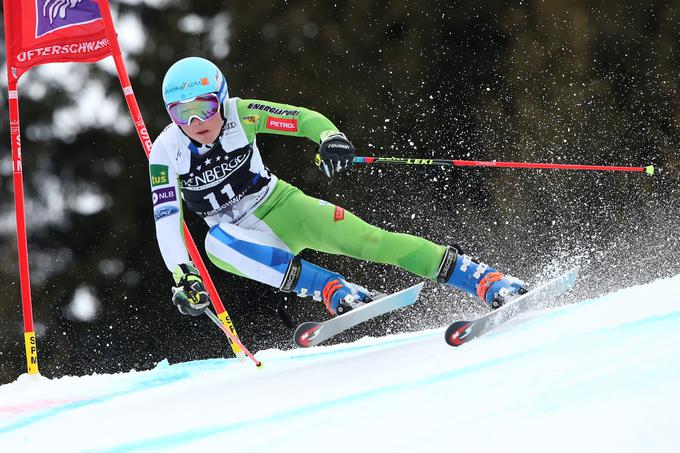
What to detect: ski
<box><xmin>445</xmin><ymin>267</ymin><xmax>579</xmax><ymax>347</ymax></box>
<box><xmin>294</xmin><ymin>282</ymin><xmax>424</xmax><ymax>348</ymax></box>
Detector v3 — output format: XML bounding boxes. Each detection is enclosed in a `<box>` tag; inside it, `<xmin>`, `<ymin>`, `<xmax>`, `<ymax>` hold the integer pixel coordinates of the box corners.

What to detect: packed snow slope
<box><xmin>2</xmin><ymin>273</ymin><xmax>680</xmax><ymax>453</ymax></box>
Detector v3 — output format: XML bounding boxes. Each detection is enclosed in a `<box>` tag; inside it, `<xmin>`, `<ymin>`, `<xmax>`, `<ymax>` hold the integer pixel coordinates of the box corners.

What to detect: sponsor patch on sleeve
<box><xmin>246</xmin><ymin>103</ymin><xmax>300</xmax><ymax>116</ymax></box>
<box><xmin>242</xmin><ymin>115</ymin><xmax>260</xmax><ymax>125</ymax></box>
<box><xmin>150</xmin><ymin>164</ymin><xmax>170</xmax><ymax>187</ymax></box>
<box><xmin>154</xmin><ymin>205</ymin><xmax>179</xmax><ymax>221</ymax></box>
<box><xmin>152</xmin><ymin>187</ymin><xmax>177</xmax><ymax>206</ymax></box>
<box><xmin>266</xmin><ymin>117</ymin><xmax>299</xmax><ymax>132</ymax></box>
<box><xmin>334</xmin><ymin>206</ymin><xmax>345</xmax><ymax>222</ymax></box>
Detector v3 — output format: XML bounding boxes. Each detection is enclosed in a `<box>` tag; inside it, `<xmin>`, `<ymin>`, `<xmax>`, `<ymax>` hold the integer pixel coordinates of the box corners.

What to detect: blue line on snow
<box><xmin>0</xmin><ymin>331</ymin><xmax>439</xmax><ymax>435</ymax></box>
<box><xmin>95</xmin><ymin>309</ymin><xmax>680</xmax><ymax>453</ymax></box>
<box><xmin>92</xmin><ymin>352</ymin><xmax>524</xmax><ymax>453</ymax></box>
<box><xmin>0</xmin><ymin>360</ymin><xmax>237</xmax><ymax>434</ymax></box>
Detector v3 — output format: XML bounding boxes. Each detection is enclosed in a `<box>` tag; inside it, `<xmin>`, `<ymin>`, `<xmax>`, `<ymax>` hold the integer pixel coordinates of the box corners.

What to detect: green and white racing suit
<box><xmin>149</xmin><ymin>98</ymin><xmax>447</xmax><ymax>292</ymax></box>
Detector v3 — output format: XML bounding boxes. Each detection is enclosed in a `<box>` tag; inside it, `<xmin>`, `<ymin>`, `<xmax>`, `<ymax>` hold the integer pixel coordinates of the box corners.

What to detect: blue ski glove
<box><xmin>171</xmin><ymin>263</ymin><xmax>211</xmax><ymax>317</ymax></box>
<box><xmin>316</xmin><ymin>132</ymin><xmax>355</xmax><ymax>177</ymax></box>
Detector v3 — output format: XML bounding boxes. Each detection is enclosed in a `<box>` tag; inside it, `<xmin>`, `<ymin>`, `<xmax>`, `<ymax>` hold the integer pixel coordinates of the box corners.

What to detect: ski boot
<box><xmin>437</xmin><ymin>245</ymin><xmax>528</xmax><ymax>309</ymax></box>
<box><xmin>280</xmin><ymin>257</ymin><xmax>374</xmax><ymax>315</ymax></box>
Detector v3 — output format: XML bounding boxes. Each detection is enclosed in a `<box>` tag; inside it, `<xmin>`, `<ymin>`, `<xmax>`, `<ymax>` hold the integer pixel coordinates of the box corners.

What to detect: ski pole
<box><xmin>97</xmin><ymin>0</ymin><xmax>248</xmax><ymax>362</ymax></box>
<box><xmin>183</xmin><ymin>226</ymin><xmax>246</xmax><ymax>361</ymax></box>
<box><xmin>204</xmin><ymin>309</ymin><xmax>263</xmax><ymax>368</ymax></box>
<box><xmin>353</xmin><ymin>156</ymin><xmax>655</xmax><ymax>174</ymax></box>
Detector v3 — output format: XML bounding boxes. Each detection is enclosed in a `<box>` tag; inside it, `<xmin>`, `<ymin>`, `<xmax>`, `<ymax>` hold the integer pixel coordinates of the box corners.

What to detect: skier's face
<box><xmin>179</xmin><ymin>112</ymin><xmax>223</xmax><ymax>145</ymax></box>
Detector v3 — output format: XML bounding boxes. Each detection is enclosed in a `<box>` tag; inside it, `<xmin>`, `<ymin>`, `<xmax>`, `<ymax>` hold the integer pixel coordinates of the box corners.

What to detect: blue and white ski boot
<box><xmin>436</xmin><ymin>245</ymin><xmax>528</xmax><ymax>309</ymax></box>
<box><xmin>280</xmin><ymin>257</ymin><xmax>375</xmax><ymax>315</ymax></box>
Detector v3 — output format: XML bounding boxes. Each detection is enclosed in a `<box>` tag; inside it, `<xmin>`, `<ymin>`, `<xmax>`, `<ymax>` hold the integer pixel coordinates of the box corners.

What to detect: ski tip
<box><xmin>445</xmin><ymin>321</ymin><xmax>473</xmax><ymax>347</ymax></box>
<box><xmin>294</xmin><ymin>322</ymin><xmax>323</xmax><ymax>348</ymax></box>
<box><xmin>645</xmin><ymin>165</ymin><xmax>655</xmax><ymax>176</ymax></box>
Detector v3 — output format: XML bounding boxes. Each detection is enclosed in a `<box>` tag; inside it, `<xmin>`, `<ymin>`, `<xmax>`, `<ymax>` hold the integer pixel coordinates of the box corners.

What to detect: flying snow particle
<box><xmin>68</xmin><ymin>286</ymin><xmax>101</xmax><ymax>322</ymax></box>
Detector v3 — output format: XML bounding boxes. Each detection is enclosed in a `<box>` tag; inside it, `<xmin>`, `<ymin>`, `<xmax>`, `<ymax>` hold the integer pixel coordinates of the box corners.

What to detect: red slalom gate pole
<box><xmin>97</xmin><ymin>0</ymin><xmax>251</xmax><ymax>363</ymax></box>
<box><xmin>353</xmin><ymin>157</ymin><xmax>655</xmax><ymax>174</ymax></box>
<box><xmin>7</xmin><ymin>81</ymin><xmax>39</xmax><ymax>375</ymax></box>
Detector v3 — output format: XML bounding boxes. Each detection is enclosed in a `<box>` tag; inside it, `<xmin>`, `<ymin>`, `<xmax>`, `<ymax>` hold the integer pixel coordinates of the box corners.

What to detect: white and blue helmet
<box><xmin>162</xmin><ymin>57</ymin><xmax>228</xmax><ymax>107</ymax></box>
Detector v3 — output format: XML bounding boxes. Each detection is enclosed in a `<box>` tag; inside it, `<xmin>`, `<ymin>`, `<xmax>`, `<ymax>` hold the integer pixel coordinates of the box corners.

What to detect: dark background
<box><xmin>2</xmin><ymin>0</ymin><xmax>680</xmax><ymax>384</ymax></box>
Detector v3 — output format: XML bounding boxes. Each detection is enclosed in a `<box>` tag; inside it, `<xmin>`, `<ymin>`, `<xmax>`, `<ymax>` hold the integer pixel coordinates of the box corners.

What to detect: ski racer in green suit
<box><xmin>149</xmin><ymin>57</ymin><xmax>527</xmax><ymax>318</ymax></box>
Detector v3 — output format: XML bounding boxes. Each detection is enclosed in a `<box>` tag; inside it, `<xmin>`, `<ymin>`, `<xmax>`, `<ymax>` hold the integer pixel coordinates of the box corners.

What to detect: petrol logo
<box><xmin>266</xmin><ymin>117</ymin><xmax>298</xmax><ymax>132</ymax></box>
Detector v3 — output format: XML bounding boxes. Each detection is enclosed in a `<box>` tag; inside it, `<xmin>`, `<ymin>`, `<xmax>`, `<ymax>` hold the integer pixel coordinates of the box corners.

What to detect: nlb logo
<box><xmin>152</xmin><ymin>187</ymin><xmax>177</xmax><ymax>206</ymax></box>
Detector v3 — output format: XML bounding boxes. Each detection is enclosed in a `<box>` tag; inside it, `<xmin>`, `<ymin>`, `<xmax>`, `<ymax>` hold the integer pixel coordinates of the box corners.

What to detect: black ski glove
<box><xmin>316</xmin><ymin>132</ymin><xmax>355</xmax><ymax>177</ymax></box>
<box><xmin>171</xmin><ymin>263</ymin><xmax>211</xmax><ymax>317</ymax></box>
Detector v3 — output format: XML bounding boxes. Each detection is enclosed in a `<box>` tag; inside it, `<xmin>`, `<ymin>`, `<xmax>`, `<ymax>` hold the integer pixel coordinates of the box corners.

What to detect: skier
<box><xmin>149</xmin><ymin>57</ymin><xmax>527</xmax><ymax>318</ymax></box>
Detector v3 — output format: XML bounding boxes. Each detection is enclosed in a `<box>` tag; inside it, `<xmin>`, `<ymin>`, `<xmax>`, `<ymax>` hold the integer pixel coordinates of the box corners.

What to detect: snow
<box><xmin>67</xmin><ymin>286</ymin><xmax>101</xmax><ymax>322</ymax></box>
<box><xmin>2</xmin><ymin>275</ymin><xmax>680</xmax><ymax>452</ymax></box>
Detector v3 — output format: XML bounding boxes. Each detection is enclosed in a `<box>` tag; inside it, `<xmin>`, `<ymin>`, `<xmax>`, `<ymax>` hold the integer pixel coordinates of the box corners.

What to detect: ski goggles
<box><xmin>166</xmin><ymin>93</ymin><xmax>221</xmax><ymax>126</ymax></box>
